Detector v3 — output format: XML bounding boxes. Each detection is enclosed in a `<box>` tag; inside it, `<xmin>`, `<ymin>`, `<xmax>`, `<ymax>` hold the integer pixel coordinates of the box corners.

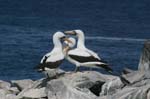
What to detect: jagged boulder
<box><xmin>0</xmin><ymin>80</ymin><xmax>11</xmax><ymax>89</ymax></box>
<box><xmin>138</xmin><ymin>40</ymin><xmax>150</xmax><ymax>72</ymax></box>
<box><xmin>20</xmin><ymin>87</ymin><xmax>46</xmax><ymax>98</ymax></box>
<box><xmin>100</xmin><ymin>77</ymin><xmax>123</xmax><ymax>96</ymax></box>
<box><xmin>16</xmin><ymin>78</ymin><xmax>47</xmax><ymax>99</ymax></box>
<box><xmin>11</xmin><ymin>79</ymin><xmax>34</xmax><ymax>91</ymax></box>
<box><xmin>148</xmin><ymin>90</ymin><xmax>150</xmax><ymax>99</ymax></box>
<box><xmin>45</xmin><ymin>71</ymin><xmax>120</xmax><ymax>99</ymax></box>
<box><xmin>112</xmin><ymin>84</ymin><xmax>150</xmax><ymax>99</ymax></box>
<box><xmin>0</xmin><ymin>89</ymin><xmax>18</xmax><ymax>99</ymax></box>
<box><xmin>123</xmin><ymin>40</ymin><xmax>150</xmax><ymax>84</ymax></box>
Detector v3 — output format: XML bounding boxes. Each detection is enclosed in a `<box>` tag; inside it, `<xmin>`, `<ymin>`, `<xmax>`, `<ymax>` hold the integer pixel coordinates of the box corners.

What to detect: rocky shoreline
<box><xmin>0</xmin><ymin>40</ymin><xmax>149</xmax><ymax>99</ymax></box>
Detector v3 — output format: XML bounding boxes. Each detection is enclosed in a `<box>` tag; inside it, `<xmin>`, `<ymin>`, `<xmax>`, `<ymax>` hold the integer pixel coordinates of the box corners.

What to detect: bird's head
<box><xmin>64</xmin><ymin>29</ymin><xmax>84</xmax><ymax>37</ymax></box>
<box><xmin>64</xmin><ymin>37</ymin><xmax>76</xmax><ymax>48</ymax></box>
<box><xmin>53</xmin><ymin>31</ymin><xmax>73</xmax><ymax>44</ymax></box>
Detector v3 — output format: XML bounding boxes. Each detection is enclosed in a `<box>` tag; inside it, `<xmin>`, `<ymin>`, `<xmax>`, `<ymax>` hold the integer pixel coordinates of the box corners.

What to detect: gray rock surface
<box><xmin>123</xmin><ymin>71</ymin><xmax>144</xmax><ymax>83</ymax></box>
<box><xmin>0</xmin><ymin>89</ymin><xmax>7</xmax><ymax>99</ymax></box>
<box><xmin>0</xmin><ymin>80</ymin><xmax>11</xmax><ymax>89</ymax></box>
<box><xmin>148</xmin><ymin>90</ymin><xmax>150</xmax><ymax>99</ymax></box>
<box><xmin>46</xmin><ymin>77</ymin><xmax>97</xmax><ymax>99</ymax></box>
<box><xmin>9</xmin><ymin>87</ymin><xmax>20</xmax><ymax>95</ymax></box>
<box><xmin>21</xmin><ymin>87</ymin><xmax>46</xmax><ymax>98</ymax></box>
<box><xmin>5</xmin><ymin>94</ymin><xmax>18</xmax><ymax>99</ymax></box>
<box><xmin>44</xmin><ymin>71</ymin><xmax>125</xmax><ymax>99</ymax></box>
<box><xmin>0</xmin><ymin>89</ymin><xmax>18</xmax><ymax>99</ymax></box>
<box><xmin>16</xmin><ymin>78</ymin><xmax>47</xmax><ymax>99</ymax></box>
<box><xmin>122</xmin><ymin>67</ymin><xmax>136</xmax><ymax>74</ymax></box>
<box><xmin>112</xmin><ymin>85</ymin><xmax>150</xmax><ymax>99</ymax></box>
<box><xmin>11</xmin><ymin>79</ymin><xmax>34</xmax><ymax>91</ymax></box>
<box><xmin>100</xmin><ymin>77</ymin><xmax>123</xmax><ymax>96</ymax></box>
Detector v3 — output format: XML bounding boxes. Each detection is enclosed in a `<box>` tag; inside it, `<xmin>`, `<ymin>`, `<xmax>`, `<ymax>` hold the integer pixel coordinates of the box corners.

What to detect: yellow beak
<box><xmin>62</xmin><ymin>37</ymin><xmax>73</xmax><ymax>44</ymax></box>
<box><xmin>64</xmin><ymin>30</ymin><xmax>76</xmax><ymax>35</ymax></box>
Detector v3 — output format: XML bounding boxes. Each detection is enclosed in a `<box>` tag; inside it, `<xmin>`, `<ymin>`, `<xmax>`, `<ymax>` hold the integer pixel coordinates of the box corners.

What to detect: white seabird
<box><xmin>35</xmin><ymin>31</ymin><xmax>72</xmax><ymax>78</ymax></box>
<box><xmin>64</xmin><ymin>29</ymin><xmax>130</xmax><ymax>85</ymax></box>
<box><xmin>64</xmin><ymin>29</ymin><xmax>112</xmax><ymax>72</ymax></box>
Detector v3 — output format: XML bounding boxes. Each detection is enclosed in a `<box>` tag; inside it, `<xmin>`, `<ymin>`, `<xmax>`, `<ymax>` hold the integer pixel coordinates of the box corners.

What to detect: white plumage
<box><xmin>63</xmin><ymin>30</ymin><xmax>130</xmax><ymax>84</ymax></box>
<box><xmin>35</xmin><ymin>31</ymin><xmax>72</xmax><ymax>78</ymax></box>
<box><xmin>64</xmin><ymin>30</ymin><xmax>112</xmax><ymax>72</ymax></box>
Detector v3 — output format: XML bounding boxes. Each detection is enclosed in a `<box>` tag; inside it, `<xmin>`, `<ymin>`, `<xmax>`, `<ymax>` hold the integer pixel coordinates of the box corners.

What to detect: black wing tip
<box><xmin>99</xmin><ymin>59</ymin><xmax>108</xmax><ymax>64</ymax></box>
<box><xmin>34</xmin><ymin>63</ymin><xmax>44</xmax><ymax>72</ymax></box>
<box><xmin>96</xmin><ymin>64</ymin><xmax>113</xmax><ymax>72</ymax></box>
<box><xmin>34</xmin><ymin>63</ymin><xmax>41</xmax><ymax>69</ymax></box>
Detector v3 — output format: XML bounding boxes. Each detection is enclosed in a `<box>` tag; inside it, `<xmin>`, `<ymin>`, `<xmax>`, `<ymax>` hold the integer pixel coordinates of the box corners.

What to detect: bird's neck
<box><xmin>77</xmin><ymin>34</ymin><xmax>86</xmax><ymax>49</ymax></box>
<box><xmin>63</xmin><ymin>46</ymin><xmax>70</xmax><ymax>55</ymax></box>
<box><xmin>53</xmin><ymin>38</ymin><xmax>63</xmax><ymax>50</ymax></box>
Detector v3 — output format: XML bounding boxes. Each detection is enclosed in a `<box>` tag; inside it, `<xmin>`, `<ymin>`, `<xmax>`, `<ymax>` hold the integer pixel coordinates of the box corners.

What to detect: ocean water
<box><xmin>0</xmin><ymin>0</ymin><xmax>149</xmax><ymax>80</ymax></box>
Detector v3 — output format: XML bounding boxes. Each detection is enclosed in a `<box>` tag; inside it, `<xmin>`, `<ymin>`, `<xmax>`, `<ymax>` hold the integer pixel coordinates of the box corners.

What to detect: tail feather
<box><xmin>96</xmin><ymin>64</ymin><xmax>130</xmax><ymax>85</ymax></box>
<box><xmin>99</xmin><ymin>59</ymin><xmax>108</xmax><ymax>64</ymax></box>
<box><xmin>34</xmin><ymin>63</ymin><xmax>44</xmax><ymax>72</ymax></box>
<box><xmin>96</xmin><ymin>64</ymin><xmax>113</xmax><ymax>72</ymax></box>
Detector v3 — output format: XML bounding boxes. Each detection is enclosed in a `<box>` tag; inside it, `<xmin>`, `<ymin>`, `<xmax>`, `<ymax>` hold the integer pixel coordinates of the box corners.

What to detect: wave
<box><xmin>86</xmin><ymin>36</ymin><xmax>146</xmax><ymax>42</ymax></box>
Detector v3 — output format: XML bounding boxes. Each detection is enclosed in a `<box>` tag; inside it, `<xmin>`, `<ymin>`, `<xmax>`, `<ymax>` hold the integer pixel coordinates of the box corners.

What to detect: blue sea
<box><xmin>0</xmin><ymin>0</ymin><xmax>149</xmax><ymax>80</ymax></box>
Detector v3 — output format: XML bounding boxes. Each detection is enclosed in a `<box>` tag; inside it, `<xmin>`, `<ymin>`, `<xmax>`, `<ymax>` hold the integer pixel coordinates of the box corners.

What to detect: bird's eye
<box><xmin>61</xmin><ymin>36</ymin><xmax>66</xmax><ymax>40</ymax></box>
<box><xmin>73</xmin><ymin>31</ymin><xmax>77</xmax><ymax>35</ymax></box>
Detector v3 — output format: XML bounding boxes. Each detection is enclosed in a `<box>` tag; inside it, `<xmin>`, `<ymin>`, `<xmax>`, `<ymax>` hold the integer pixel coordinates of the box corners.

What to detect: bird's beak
<box><xmin>64</xmin><ymin>30</ymin><xmax>76</xmax><ymax>35</ymax></box>
<box><xmin>62</xmin><ymin>37</ymin><xmax>73</xmax><ymax>44</ymax></box>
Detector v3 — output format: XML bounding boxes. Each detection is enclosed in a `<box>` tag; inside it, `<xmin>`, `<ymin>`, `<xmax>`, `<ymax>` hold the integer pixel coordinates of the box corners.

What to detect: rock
<box><xmin>8</xmin><ymin>87</ymin><xmax>20</xmax><ymax>95</ymax></box>
<box><xmin>112</xmin><ymin>87</ymin><xmax>137</xmax><ymax>99</ymax></box>
<box><xmin>122</xmin><ymin>68</ymin><xmax>135</xmax><ymax>74</ymax></box>
<box><xmin>147</xmin><ymin>90</ymin><xmax>150</xmax><ymax>99</ymax></box>
<box><xmin>100</xmin><ymin>77</ymin><xmax>123</xmax><ymax>96</ymax></box>
<box><xmin>123</xmin><ymin>71</ymin><xmax>145</xmax><ymax>83</ymax></box>
<box><xmin>0</xmin><ymin>89</ymin><xmax>18</xmax><ymax>99</ymax></box>
<box><xmin>133</xmin><ymin>85</ymin><xmax>149</xmax><ymax>99</ymax></box>
<box><xmin>123</xmin><ymin>40</ymin><xmax>150</xmax><ymax>84</ymax></box>
<box><xmin>0</xmin><ymin>88</ymin><xmax>14</xmax><ymax>94</ymax></box>
<box><xmin>16</xmin><ymin>78</ymin><xmax>45</xmax><ymax>98</ymax></box>
<box><xmin>46</xmin><ymin>79</ymin><xmax>97</xmax><ymax>99</ymax></box>
<box><xmin>131</xmin><ymin>79</ymin><xmax>150</xmax><ymax>87</ymax></box>
<box><xmin>11</xmin><ymin>79</ymin><xmax>34</xmax><ymax>91</ymax></box>
<box><xmin>45</xmin><ymin>71</ymin><xmax>119</xmax><ymax>99</ymax></box>
<box><xmin>89</xmin><ymin>81</ymin><xmax>105</xmax><ymax>96</ymax></box>
<box><xmin>21</xmin><ymin>87</ymin><xmax>46</xmax><ymax>98</ymax></box>
<box><xmin>0</xmin><ymin>80</ymin><xmax>11</xmax><ymax>89</ymax></box>
<box><xmin>0</xmin><ymin>80</ymin><xmax>19</xmax><ymax>97</ymax></box>
<box><xmin>111</xmin><ymin>84</ymin><xmax>150</xmax><ymax>99</ymax></box>
<box><xmin>6</xmin><ymin>94</ymin><xmax>18</xmax><ymax>99</ymax></box>
<box><xmin>46</xmin><ymin>68</ymin><xmax>65</xmax><ymax>78</ymax></box>
<box><xmin>0</xmin><ymin>89</ymin><xmax>7</xmax><ymax>99</ymax></box>
<box><xmin>138</xmin><ymin>40</ymin><xmax>150</xmax><ymax>72</ymax></box>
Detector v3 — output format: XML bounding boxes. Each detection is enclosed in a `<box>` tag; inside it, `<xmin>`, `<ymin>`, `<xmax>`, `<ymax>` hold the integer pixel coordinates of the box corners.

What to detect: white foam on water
<box><xmin>86</xmin><ymin>36</ymin><xmax>146</xmax><ymax>42</ymax></box>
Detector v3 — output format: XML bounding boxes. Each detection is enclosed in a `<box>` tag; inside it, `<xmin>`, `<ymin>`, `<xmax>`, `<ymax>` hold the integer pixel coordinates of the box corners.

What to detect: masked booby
<box><xmin>35</xmin><ymin>31</ymin><xmax>72</xmax><ymax>78</ymax></box>
<box><xmin>64</xmin><ymin>29</ymin><xmax>130</xmax><ymax>85</ymax></box>
<box><xmin>64</xmin><ymin>30</ymin><xmax>112</xmax><ymax>72</ymax></box>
